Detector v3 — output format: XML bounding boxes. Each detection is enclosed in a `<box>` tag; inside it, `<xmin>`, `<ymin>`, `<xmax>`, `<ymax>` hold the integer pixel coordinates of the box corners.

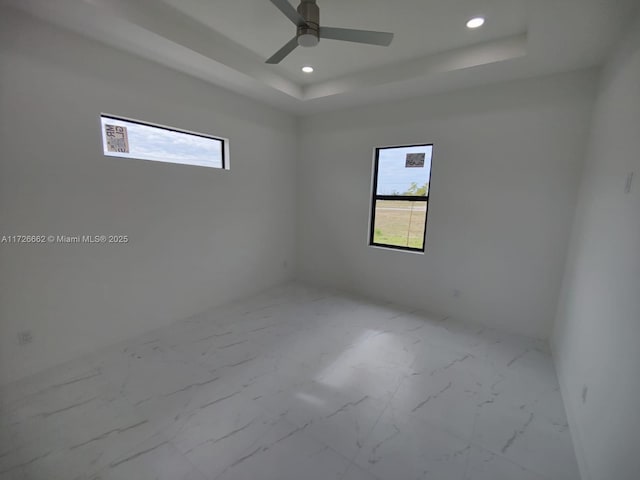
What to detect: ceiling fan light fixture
<box><xmin>466</xmin><ymin>17</ymin><xmax>485</xmax><ymax>29</ymax></box>
<box><xmin>298</xmin><ymin>33</ymin><xmax>319</xmax><ymax>47</ymax></box>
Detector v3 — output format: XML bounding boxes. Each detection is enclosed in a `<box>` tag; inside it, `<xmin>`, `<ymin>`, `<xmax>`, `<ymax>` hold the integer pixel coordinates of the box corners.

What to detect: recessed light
<box><xmin>302</xmin><ymin>66</ymin><xmax>314</xmax><ymax>73</ymax></box>
<box><xmin>466</xmin><ymin>17</ymin><xmax>485</xmax><ymax>29</ymax></box>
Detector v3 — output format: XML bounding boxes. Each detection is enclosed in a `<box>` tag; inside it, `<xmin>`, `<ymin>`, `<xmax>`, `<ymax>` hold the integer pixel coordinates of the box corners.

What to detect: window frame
<box><xmin>369</xmin><ymin>143</ymin><xmax>434</xmax><ymax>253</ymax></box>
<box><xmin>100</xmin><ymin>113</ymin><xmax>228</xmax><ymax>169</ymax></box>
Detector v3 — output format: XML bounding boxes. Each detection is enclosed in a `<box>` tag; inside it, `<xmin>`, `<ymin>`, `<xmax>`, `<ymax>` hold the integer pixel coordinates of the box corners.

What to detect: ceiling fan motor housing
<box><xmin>297</xmin><ymin>0</ymin><xmax>319</xmax><ymax>47</ymax></box>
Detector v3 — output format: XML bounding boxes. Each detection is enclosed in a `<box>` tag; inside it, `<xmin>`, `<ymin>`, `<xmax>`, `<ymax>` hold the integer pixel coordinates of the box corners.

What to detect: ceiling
<box><xmin>4</xmin><ymin>0</ymin><xmax>639</xmax><ymax>114</ymax></box>
<box><xmin>162</xmin><ymin>0</ymin><xmax>528</xmax><ymax>84</ymax></box>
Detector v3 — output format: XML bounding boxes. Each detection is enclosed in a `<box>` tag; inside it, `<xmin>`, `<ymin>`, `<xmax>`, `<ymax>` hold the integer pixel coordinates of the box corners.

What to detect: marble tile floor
<box><xmin>0</xmin><ymin>283</ymin><xmax>580</xmax><ymax>480</ymax></box>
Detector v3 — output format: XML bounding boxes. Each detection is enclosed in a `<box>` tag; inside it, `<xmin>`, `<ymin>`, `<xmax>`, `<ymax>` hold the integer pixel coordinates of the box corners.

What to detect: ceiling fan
<box><xmin>266</xmin><ymin>0</ymin><xmax>394</xmax><ymax>64</ymax></box>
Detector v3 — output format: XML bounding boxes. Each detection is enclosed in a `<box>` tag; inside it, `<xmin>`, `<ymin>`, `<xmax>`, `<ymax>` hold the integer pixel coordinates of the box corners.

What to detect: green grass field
<box><xmin>372</xmin><ymin>200</ymin><xmax>427</xmax><ymax>249</ymax></box>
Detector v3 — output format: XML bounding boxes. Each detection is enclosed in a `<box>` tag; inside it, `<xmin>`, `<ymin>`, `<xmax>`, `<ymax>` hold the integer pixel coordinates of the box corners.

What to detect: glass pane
<box><xmin>372</xmin><ymin>199</ymin><xmax>427</xmax><ymax>249</ymax></box>
<box><xmin>376</xmin><ymin>145</ymin><xmax>432</xmax><ymax>196</ymax></box>
<box><xmin>100</xmin><ymin>116</ymin><xmax>224</xmax><ymax>168</ymax></box>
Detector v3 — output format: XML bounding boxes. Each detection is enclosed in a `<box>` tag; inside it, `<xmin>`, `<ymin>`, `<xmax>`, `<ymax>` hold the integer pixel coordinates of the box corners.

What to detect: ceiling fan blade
<box><xmin>269</xmin><ymin>0</ymin><xmax>307</xmax><ymax>27</ymax></box>
<box><xmin>320</xmin><ymin>27</ymin><xmax>394</xmax><ymax>46</ymax></box>
<box><xmin>265</xmin><ymin>37</ymin><xmax>299</xmax><ymax>64</ymax></box>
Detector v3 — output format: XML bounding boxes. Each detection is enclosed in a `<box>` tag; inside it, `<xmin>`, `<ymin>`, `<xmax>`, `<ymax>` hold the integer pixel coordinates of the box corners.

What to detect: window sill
<box><xmin>368</xmin><ymin>244</ymin><xmax>425</xmax><ymax>255</ymax></box>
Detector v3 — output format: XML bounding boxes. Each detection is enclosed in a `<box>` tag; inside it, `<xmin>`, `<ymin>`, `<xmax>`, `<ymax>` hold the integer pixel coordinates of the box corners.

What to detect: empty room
<box><xmin>1</xmin><ymin>1</ymin><xmax>638</xmax><ymax>479</ymax></box>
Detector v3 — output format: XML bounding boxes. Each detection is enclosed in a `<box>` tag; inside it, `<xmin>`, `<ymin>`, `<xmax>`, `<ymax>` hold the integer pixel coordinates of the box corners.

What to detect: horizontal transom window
<box><xmin>100</xmin><ymin>114</ymin><xmax>227</xmax><ymax>169</ymax></box>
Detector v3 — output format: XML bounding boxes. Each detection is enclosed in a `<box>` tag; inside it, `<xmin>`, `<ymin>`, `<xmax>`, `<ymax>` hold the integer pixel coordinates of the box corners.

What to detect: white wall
<box><xmin>0</xmin><ymin>10</ymin><xmax>297</xmax><ymax>385</ymax></box>
<box><xmin>297</xmin><ymin>71</ymin><xmax>598</xmax><ymax>339</ymax></box>
<box><xmin>552</xmin><ymin>13</ymin><xmax>640</xmax><ymax>480</ymax></box>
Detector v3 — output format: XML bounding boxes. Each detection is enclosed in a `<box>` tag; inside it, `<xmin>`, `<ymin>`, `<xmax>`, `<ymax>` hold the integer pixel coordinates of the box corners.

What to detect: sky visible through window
<box><xmin>100</xmin><ymin>116</ymin><xmax>223</xmax><ymax>168</ymax></box>
<box><xmin>377</xmin><ymin>145</ymin><xmax>432</xmax><ymax>195</ymax></box>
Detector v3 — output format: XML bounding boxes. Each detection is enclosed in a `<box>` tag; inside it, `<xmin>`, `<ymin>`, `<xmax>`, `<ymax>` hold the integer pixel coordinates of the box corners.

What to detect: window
<box><xmin>369</xmin><ymin>144</ymin><xmax>433</xmax><ymax>252</ymax></box>
<box><xmin>100</xmin><ymin>114</ymin><xmax>227</xmax><ymax>169</ymax></box>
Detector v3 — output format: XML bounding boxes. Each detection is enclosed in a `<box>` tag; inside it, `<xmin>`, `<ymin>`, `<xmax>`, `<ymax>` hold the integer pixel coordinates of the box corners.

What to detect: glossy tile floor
<box><xmin>1</xmin><ymin>284</ymin><xmax>580</xmax><ymax>480</ymax></box>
